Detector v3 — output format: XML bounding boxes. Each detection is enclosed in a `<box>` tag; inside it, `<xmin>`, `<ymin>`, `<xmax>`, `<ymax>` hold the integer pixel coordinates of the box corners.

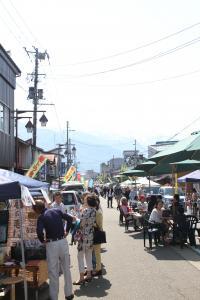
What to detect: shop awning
<box><xmin>0</xmin><ymin>168</ymin><xmax>49</xmax><ymax>189</ymax></box>
<box><xmin>0</xmin><ymin>181</ymin><xmax>21</xmax><ymax>201</ymax></box>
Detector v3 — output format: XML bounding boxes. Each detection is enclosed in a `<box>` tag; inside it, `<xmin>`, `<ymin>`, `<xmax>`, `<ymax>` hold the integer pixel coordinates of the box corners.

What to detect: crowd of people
<box><xmin>108</xmin><ymin>185</ymin><xmax>193</xmax><ymax>246</ymax></box>
<box><xmin>33</xmin><ymin>191</ymin><xmax>104</xmax><ymax>300</ymax></box>
<box><xmin>31</xmin><ymin>184</ymin><xmax>199</xmax><ymax>300</ymax></box>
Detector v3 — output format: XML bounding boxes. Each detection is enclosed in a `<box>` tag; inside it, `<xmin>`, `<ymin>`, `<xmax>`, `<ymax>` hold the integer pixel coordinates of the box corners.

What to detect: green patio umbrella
<box><xmin>136</xmin><ymin>161</ymin><xmax>156</xmax><ymax>172</ymax></box>
<box><xmin>150</xmin><ymin>131</ymin><xmax>200</xmax><ymax>164</ymax></box>
<box><xmin>170</xmin><ymin>159</ymin><xmax>200</xmax><ymax>169</ymax></box>
<box><xmin>121</xmin><ymin>169</ymin><xmax>147</xmax><ymax>177</ymax></box>
<box><xmin>147</xmin><ymin>159</ymin><xmax>200</xmax><ymax>175</ymax></box>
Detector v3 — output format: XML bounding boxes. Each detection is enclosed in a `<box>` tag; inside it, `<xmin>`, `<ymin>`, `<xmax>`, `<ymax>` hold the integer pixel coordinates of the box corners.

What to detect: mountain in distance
<box><xmin>18</xmin><ymin>124</ymin><xmax>149</xmax><ymax>172</ymax></box>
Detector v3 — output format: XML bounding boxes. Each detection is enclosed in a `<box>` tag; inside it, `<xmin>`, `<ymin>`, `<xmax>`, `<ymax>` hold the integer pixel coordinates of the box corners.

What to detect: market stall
<box><xmin>0</xmin><ymin>178</ymin><xmax>49</xmax><ymax>300</ymax></box>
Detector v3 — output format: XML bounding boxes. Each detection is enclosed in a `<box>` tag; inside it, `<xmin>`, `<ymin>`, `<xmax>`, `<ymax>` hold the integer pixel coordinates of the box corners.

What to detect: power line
<box><xmin>16</xmin><ymin>82</ymin><xmax>28</xmax><ymax>92</ymax></box>
<box><xmin>0</xmin><ymin>0</ymin><xmax>32</xmax><ymax>46</ymax></box>
<box><xmin>49</xmin><ymin>67</ymin><xmax>200</xmax><ymax>87</ymax></box>
<box><xmin>0</xmin><ymin>10</ymin><xmax>25</xmax><ymax>48</ymax></box>
<box><xmin>55</xmin><ymin>21</ymin><xmax>200</xmax><ymax>66</ymax></box>
<box><xmin>49</xmin><ymin>36</ymin><xmax>200</xmax><ymax>79</ymax></box>
<box><xmin>53</xmin><ymin>104</ymin><xmax>65</xmax><ymax>142</ymax></box>
<box><xmin>75</xmin><ymin>36</ymin><xmax>200</xmax><ymax>78</ymax></box>
<box><xmin>107</xmin><ymin>68</ymin><xmax>200</xmax><ymax>87</ymax></box>
<box><xmin>168</xmin><ymin>115</ymin><xmax>200</xmax><ymax>141</ymax></box>
<box><xmin>8</xmin><ymin>0</ymin><xmax>43</xmax><ymax>47</ymax></box>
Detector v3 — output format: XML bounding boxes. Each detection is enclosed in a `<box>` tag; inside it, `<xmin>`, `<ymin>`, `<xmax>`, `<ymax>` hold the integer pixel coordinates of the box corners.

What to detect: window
<box><xmin>62</xmin><ymin>193</ymin><xmax>76</xmax><ymax>206</ymax></box>
<box><xmin>0</xmin><ymin>102</ymin><xmax>10</xmax><ymax>134</ymax></box>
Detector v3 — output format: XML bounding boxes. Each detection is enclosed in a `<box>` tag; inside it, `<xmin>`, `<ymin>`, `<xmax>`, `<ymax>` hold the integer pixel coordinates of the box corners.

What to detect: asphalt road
<box><xmin>8</xmin><ymin>197</ymin><xmax>200</xmax><ymax>300</ymax></box>
<box><xmin>60</xmin><ymin>197</ymin><xmax>200</xmax><ymax>300</ymax></box>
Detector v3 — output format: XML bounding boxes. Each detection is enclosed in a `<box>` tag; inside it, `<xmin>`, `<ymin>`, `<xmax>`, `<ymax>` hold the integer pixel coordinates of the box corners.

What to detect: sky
<box><xmin>1</xmin><ymin>0</ymin><xmax>200</xmax><ymax>170</ymax></box>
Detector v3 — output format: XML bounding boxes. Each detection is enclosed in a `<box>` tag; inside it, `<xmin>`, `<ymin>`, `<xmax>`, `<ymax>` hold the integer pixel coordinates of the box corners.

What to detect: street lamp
<box><xmin>25</xmin><ymin>119</ymin><xmax>34</xmax><ymax>133</ymax></box>
<box><xmin>14</xmin><ymin>109</ymin><xmax>48</xmax><ymax>171</ymax></box>
<box><xmin>72</xmin><ymin>145</ymin><xmax>76</xmax><ymax>157</ymax></box>
<box><xmin>39</xmin><ymin>113</ymin><xmax>48</xmax><ymax>127</ymax></box>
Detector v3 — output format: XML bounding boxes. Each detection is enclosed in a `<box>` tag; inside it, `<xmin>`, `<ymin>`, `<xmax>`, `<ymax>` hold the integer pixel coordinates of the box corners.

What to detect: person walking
<box><xmin>33</xmin><ymin>199</ymin><xmax>75</xmax><ymax>300</ymax></box>
<box><xmin>93</xmin><ymin>196</ymin><xmax>103</xmax><ymax>276</ymax></box>
<box><xmin>73</xmin><ymin>194</ymin><xmax>96</xmax><ymax>285</ymax></box>
<box><xmin>107</xmin><ymin>187</ymin><xmax>114</xmax><ymax>208</ymax></box>
<box><xmin>114</xmin><ymin>184</ymin><xmax>122</xmax><ymax>209</ymax></box>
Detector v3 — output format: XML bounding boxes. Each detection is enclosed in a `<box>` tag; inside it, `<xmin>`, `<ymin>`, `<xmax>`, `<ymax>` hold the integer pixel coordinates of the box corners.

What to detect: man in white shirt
<box><xmin>51</xmin><ymin>191</ymin><xmax>66</xmax><ymax>213</ymax></box>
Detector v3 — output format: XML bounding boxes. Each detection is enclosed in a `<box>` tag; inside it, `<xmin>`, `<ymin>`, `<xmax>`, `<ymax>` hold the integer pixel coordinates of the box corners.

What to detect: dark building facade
<box><xmin>0</xmin><ymin>44</ymin><xmax>21</xmax><ymax>169</ymax></box>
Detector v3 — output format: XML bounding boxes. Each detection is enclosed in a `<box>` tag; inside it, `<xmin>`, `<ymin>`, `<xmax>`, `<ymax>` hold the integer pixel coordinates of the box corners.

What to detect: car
<box><xmin>144</xmin><ymin>186</ymin><xmax>160</xmax><ymax>195</ymax></box>
<box><xmin>61</xmin><ymin>181</ymin><xmax>85</xmax><ymax>196</ymax></box>
<box><xmin>158</xmin><ymin>186</ymin><xmax>185</xmax><ymax>208</ymax></box>
<box><xmin>61</xmin><ymin>190</ymin><xmax>82</xmax><ymax>213</ymax></box>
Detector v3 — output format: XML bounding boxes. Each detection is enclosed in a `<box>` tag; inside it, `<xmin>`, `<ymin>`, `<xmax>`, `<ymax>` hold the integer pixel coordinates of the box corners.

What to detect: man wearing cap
<box><xmin>33</xmin><ymin>199</ymin><xmax>75</xmax><ymax>300</ymax></box>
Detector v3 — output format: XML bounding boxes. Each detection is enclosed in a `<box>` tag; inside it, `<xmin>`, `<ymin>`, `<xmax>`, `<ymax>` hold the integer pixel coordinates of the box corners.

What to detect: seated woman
<box><xmin>149</xmin><ymin>200</ymin><xmax>168</xmax><ymax>241</ymax></box>
<box><xmin>120</xmin><ymin>197</ymin><xmax>129</xmax><ymax>215</ymax></box>
<box><xmin>120</xmin><ymin>197</ymin><xmax>138</xmax><ymax>230</ymax></box>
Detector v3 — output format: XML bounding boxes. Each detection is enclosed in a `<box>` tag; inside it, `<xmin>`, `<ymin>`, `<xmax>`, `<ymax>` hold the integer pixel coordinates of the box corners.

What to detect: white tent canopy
<box><xmin>136</xmin><ymin>177</ymin><xmax>160</xmax><ymax>187</ymax></box>
<box><xmin>120</xmin><ymin>177</ymin><xmax>160</xmax><ymax>187</ymax></box>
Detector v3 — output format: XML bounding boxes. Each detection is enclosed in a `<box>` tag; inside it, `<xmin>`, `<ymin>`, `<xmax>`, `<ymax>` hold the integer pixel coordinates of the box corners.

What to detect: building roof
<box><xmin>0</xmin><ymin>44</ymin><xmax>21</xmax><ymax>75</ymax></box>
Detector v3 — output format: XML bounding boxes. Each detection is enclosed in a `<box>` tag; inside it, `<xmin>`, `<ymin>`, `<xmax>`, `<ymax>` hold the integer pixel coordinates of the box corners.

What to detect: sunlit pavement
<box><xmin>59</xmin><ymin>197</ymin><xmax>200</xmax><ymax>300</ymax></box>
<box><xmin>6</xmin><ymin>197</ymin><xmax>200</xmax><ymax>300</ymax></box>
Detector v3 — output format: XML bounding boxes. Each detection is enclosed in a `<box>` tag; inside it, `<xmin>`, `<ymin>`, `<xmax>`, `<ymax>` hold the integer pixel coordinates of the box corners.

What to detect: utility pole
<box><xmin>66</xmin><ymin>121</ymin><xmax>69</xmax><ymax>171</ymax></box>
<box><xmin>25</xmin><ymin>47</ymin><xmax>49</xmax><ymax>160</ymax></box>
<box><xmin>33</xmin><ymin>48</ymin><xmax>39</xmax><ymax>149</ymax></box>
<box><xmin>65</xmin><ymin>121</ymin><xmax>75</xmax><ymax>172</ymax></box>
<box><xmin>133</xmin><ymin>139</ymin><xmax>137</xmax><ymax>167</ymax></box>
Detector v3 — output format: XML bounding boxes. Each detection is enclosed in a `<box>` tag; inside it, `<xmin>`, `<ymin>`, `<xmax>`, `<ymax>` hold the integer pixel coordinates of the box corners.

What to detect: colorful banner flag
<box><xmin>77</xmin><ymin>173</ymin><xmax>81</xmax><ymax>182</ymax></box>
<box><xmin>26</xmin><ymin>154</ymin><xmax>47</xmax><ymax>178</ymax></box>
<box><xmin>89</xmin><ymin>178</ymin><xmax>94</xmax><ymax>188</ymax></box>
<box><xmin>63</xmin><ymin>166</ymin><xmax>76</xmax><ymax>182</ymax></box>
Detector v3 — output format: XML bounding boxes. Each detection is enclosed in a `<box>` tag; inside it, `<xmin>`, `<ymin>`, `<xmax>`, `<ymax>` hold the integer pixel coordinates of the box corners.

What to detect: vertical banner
<box><xmin>26</xmin><ymin>154</ymin><xmax>47</xmax><ymax>178</ymax></box>
<box><xmin>63</xmin><ymin>166</ymin><xmax>76</xmax><ymax>182</ymax></box>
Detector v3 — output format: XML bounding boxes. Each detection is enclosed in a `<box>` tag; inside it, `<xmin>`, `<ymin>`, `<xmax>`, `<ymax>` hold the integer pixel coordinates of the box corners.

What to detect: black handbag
<box><xmin>93</xmin><ymin>227</ymin><xmax>106</xmax><ymax>245</ymax></box>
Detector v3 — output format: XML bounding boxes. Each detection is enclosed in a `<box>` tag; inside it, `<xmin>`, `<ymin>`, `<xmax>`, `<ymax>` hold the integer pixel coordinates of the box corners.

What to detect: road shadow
<box><xmin>4</xmin><ymin>282</ymin><xmax>49</xmax><ymax>300</ymax></box>
<box><xmin>129</xmin><ymin>231</ymin><xmax>143</xmax><ymax>240</ymax></box>
<box><xmin>74</xmin><ymin>277</ymin><xmax>111</xmax><ymax>298</ymax></box>
<box><xmin>144</xmin><ymin>244</ymin><xmax>200</xmax><ymax>262</ymax></box>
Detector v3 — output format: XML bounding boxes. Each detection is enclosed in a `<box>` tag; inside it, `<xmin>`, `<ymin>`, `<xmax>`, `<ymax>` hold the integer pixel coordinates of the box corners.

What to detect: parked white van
<box><xmin>61</xmin><ymin>190</ymin><xmax>82</xmax><ymax>213</ymax></box>
<box><xmin>159</xmin><ymin>186</ymin><xmax>185</xmax><ymax>208</ymax></box>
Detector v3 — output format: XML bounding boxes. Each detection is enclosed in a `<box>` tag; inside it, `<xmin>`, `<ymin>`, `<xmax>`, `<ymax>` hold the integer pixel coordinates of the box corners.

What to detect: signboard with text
<box><xmin>63</xmin><ymin>166</ymin><xmax>76</xmax><ymax>182</ymax></box>
<box><xmin>26</xmin><ymin>155</ymin><xmax>47</xmax><ymax>178</ymax></box>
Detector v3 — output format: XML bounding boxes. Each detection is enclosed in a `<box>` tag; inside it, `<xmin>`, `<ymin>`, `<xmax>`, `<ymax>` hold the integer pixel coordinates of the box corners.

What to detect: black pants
<box><xmin>107</xmin><ymin>197</ymin><xmax>113</xmax><ymax>208</ymax></box>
